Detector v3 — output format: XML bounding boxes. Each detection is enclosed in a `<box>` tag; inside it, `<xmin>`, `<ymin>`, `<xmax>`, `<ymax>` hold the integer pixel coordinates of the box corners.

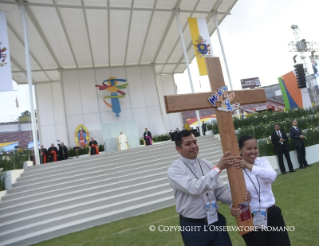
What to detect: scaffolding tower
<box><xmin>288</xmin><ymin>25</ymin><xmax>319</xmax><ymax>105</ymax></box>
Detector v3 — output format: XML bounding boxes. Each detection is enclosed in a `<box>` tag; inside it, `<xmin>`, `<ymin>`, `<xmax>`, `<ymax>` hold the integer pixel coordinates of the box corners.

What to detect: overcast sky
<box><xmin>1</xmin><ymin>0</ymin><xmax>319</xmax><ymax>122</ymax></box>
<box><xmin>175</xmin><ymin>0</ymin><xmax>319</xmax><ymax>93</ymax></box>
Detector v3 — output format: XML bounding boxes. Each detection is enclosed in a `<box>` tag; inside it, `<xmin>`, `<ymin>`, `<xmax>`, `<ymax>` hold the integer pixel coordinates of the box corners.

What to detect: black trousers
<box><xmin>276</xmin><ymin>145</ymin><xmax>294</xmax><ymax>173</ymax></box>
<box><xmin>295</xmin><ymin>144</ymin><xmax>308</xmax><ymax>167</ymax></box>
<box><xmin>242</xmin><ymin>206</ymin><xmax>291</xmax><ymax>246</ymax></box>
<box><xmin>180</xmin><ymin>213</ymin><xmax>232</xmax><ymax>246</ymax></box>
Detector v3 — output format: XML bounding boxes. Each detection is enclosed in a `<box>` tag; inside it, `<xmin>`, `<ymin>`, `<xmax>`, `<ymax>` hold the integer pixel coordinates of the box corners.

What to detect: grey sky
<box><xmin>175</xmin><ymin>0</ymin><xmax>319</xmax><ymax>93</ymax></box>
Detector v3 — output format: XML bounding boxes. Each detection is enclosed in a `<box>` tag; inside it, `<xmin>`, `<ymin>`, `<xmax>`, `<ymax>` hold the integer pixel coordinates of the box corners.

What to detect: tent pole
<box><xmin>21</xmin><ymin>4</ymin><xmax>40</xmax><ymax>165</ymax></box>
<box><xmin>175</xmin><ymin>10</ymin><xmax>203</xmax><ymax>136</ymax></box>
<box><xmin>213</xmin><ymin>13</ymin><xmax>233</xmax><ymax>90</ymax></box>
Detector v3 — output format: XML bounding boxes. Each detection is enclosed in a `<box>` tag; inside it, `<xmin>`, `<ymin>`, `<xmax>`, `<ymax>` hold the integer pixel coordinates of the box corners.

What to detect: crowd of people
<box><xmin>31</xmin><ymin>142</ymin><xmax>68</xmax><ymax>164</ymax></box>
<box><xmin>30</xmin><ymin>137</ymin><xmax>101</xmax><ymax>164</ymax></box>
<box><xmin>168</xmin><ymin>121</ymin><xmax>209</xmax><ymax>141</ymax></box>
<box><xmin>166</xmin><ymin>118</ymin><xmax>306</xmax><ymax>246</ymax></box>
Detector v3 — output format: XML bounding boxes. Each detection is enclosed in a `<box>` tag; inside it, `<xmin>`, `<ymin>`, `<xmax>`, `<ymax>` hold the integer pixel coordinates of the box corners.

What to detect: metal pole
<box><xmin>214</xmin><ymin>13</ymin><xmax>233</xmax><ymax>90</ymax></box>
<box><xmin>175</xmin><ymin>11</ymin><xmax>203</xmax><ymax>136</ymax></box>
<box><xmin>21</xmin><ymin>4</ymin><xmax>40</xmax><ymax>165</ymax></box>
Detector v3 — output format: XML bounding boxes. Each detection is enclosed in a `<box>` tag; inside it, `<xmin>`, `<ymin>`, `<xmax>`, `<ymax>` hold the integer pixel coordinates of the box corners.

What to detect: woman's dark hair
<box><xmin>238</xmin><ymin>135</ymin><xmax>255</xmax><ymax>149</ymax></box>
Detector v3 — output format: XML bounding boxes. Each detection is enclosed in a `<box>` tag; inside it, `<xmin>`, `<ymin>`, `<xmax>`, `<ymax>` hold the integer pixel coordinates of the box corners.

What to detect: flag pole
<box><xmin>20</xmin><ymin>4</ymin><xmax>40</xmax><ymax>165</ymax></box>
<box><xmin>213</xmin><ymin>13</ymin><xmax>233</xmax><ymax>90</ymax></box>
<box><xmin>175</xmin><ymin>11</ymin><xmax>203</xmax><ymax>136</ymax></box>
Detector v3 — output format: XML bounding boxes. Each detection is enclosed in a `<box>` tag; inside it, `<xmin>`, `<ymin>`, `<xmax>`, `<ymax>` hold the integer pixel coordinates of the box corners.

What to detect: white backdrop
<box><xmin>102</xmin><ymin>120</ymin><xmax>140</xmax><ymax>153</ymax></box>
<box><xmin>35</xmin><ymin>65</ymin><xmax>182</xmax><ymax>148</ymax></box>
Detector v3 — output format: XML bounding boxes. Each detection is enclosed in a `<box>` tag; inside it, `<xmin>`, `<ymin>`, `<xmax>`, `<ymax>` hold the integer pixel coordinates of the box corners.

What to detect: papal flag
<box><xmin>188</xmin><ymin>18</ymin><xmax>214</xmax><ymax>76</ymax></box>
<box><xmin>0</xmin><ymin>11</ymin><xmax>13</xmax><ymax>92</ymax></box>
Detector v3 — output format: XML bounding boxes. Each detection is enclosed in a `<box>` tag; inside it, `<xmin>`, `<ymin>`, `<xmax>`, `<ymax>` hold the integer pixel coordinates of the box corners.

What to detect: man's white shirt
<box><xmin>167</xmin><ymin>156</ymin><xmax>232</xmax><ymax>219</ymax></box>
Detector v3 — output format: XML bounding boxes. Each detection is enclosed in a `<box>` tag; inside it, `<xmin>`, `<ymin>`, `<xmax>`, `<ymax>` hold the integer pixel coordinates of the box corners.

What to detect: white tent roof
<box><xmin>0</xmin><ymin>0</ymin><xmax>238</xmax><ymax>84</ymax></box>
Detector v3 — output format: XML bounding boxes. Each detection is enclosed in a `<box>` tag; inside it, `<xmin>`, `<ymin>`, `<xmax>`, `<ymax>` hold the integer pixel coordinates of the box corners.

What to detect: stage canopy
<box><xmin>0</xmin><ymin>0</ymin><xmax>238</xmax><ymax>84</ymax></box>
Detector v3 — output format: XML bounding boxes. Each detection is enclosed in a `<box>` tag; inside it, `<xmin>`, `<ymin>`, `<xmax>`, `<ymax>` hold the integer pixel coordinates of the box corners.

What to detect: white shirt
<box><xmin>242</xmin><ymin>157</ymin><xmax>277</xmax><ymax>211</ymax></box>
<box><xmin>276</xmin><ymin>131</ymin><xmax>283</xmax><ymax>144</ymax></box>
<box><xmin>167</xmin><ymin>156</ymin><xmax>232</xmax><ymax>219</ymax></box>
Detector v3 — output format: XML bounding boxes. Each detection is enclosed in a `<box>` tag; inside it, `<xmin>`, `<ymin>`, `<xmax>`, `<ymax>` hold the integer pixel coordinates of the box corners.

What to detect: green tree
<box><xmin>18</xmin><ymin>110</ymin><xmax>37</xmax><ymax>122</ymax></box>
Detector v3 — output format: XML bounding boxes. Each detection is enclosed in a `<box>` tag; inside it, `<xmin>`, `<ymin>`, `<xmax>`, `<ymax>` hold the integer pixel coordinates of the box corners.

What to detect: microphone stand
<box><xmin>103</xmin><ymin>138</ymin><xmax>108</xmax><ymax>153</ymax></box>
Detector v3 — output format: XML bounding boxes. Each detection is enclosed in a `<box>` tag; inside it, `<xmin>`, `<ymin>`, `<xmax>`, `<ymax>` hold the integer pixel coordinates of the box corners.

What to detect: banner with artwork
<box><xmin>0</xmin><ymin>11</ymin><xmax>13</xmax><ymax>92</ymax></box>
<box><xmin>75</xmin><ymin>124</ymin><xmax>90</xmax><ymax>147</ymax></box>
<box><xmin>188</xmin><ymin>18</ymin><xmax>213</xmax><ymax>76</ymax></box>
<box><xmin>278</xmin><ymin>71</ymin><xmax>311</xmax><ymax>110</ymax></box>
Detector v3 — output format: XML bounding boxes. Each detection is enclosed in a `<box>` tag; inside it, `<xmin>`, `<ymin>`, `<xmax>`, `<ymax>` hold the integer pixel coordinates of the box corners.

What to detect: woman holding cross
<box><xmin>231</xmin><ymin>135</ymin><xmax>291</xmax><ymax>246</ymax></box>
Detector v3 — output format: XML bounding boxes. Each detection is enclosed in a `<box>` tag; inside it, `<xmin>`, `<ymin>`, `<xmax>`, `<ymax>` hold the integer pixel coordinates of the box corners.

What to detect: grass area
<box><xmin>33</xmin><ymin>163</ymin><xmax>319</xmax><ymax>246</ymax></box>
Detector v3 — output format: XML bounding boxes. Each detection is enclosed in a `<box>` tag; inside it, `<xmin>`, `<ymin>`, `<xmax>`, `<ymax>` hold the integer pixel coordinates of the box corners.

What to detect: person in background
<box><xmin>201</xmin><ymin>121</ymin><xmax>207</xmax><ymax>136</ymax></box>
<box><xmin>61</xmin><ymin>142</ymin><xmax>68</xmax><ymax>159</ymax></box>
<box><xmin>89</xmin><ymin>138</ymin><xmax>99</xmax><ymax>155</ymax></box>
<box><xmin>143</xmin><ymin>128</ymin><xmax>152</xmax><ymax>146</ymax></box>
<box><xmin>190</xmin><ymin>127</ymin><xmax>198</xmax><ymax>137</ymax></box>
<box><xmin>271</xmin><ymin>124</ymin><xmax>295</xmax><ymax>174</ymax></box>
<box><xmin>39</xmin><ymin>145</ymin><xmax>47</xmax><ymax>164</ymax></box>
<box><xmin>48</xmin><ymin>143</ymin><xmax>58</xmax><ymax>162</ymax></box>
<box><xmin>289</xmin><ymin>119</ymin><xmax>310</xmax><ymax>169</ymax></box>
<box><xmin>117</xmin><ymin>131</ymin><xmax>129</xmax><ymax>150</ymax></box>
<box><xmin>169</xmin><ymin>129</ymin><xmax>174</xmax><ymax>141</ymax></box>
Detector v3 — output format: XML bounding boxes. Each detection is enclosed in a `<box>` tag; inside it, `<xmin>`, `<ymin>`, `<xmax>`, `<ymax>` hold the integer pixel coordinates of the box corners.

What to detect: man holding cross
<box><xmin>165</xmin><ymin>57</ymin><xmax>267</xmax><ymax>234</ymax></box>
<box><xmin>168</xmin><ymin>130</ymin><xmax>250</xmax><ymax>246</ymax></box>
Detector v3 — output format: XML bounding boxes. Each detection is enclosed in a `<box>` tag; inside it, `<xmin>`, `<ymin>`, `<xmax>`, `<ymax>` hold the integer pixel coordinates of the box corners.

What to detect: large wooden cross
<box><xmin>164</xmin><ymin>57</ymin><xmax>267</xmax><ymax>234</ymax></box>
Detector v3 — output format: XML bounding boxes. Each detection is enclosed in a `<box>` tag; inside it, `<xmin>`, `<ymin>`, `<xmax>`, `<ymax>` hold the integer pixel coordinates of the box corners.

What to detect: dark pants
<box><xmin>295</xmin><ymin>144</ymin><xmax>308</xmax><ymax>167</ymax></box>
<box><xmin>242</xmin><ymin>206</ymin><xmax>290</xmax><ymax>246</ymax></box>
<box><xmin>276</xmin><ymin>145</ymin><xmax>294</xmax><ymax>173</ymax></box>
<box><xmin>180</xmin><ymin>213</ymin><xmax>232</xmax><ymax>246</ymax></box>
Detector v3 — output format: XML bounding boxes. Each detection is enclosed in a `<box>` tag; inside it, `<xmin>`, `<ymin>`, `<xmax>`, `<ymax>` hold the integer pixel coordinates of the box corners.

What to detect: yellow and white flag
<box><xmin>188</xmin><ymin>18</ymin><xmax>213</xmax><ymax>76</ymax></box>
<box><xmin>0</xmin><ymin>11</ymin><xmax>13</xmax><ymax>91</ymax></box>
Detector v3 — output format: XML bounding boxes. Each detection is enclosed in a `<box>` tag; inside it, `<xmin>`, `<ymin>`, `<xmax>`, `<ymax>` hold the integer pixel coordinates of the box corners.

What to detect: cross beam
<box><xmin>164</xmin><ymin>89</ymin><xmax>266</xmax><ymax>113</ymax></box>
<box><xmin>164</xmin><ymin>57</ymin><xmax>267</xmax><ymax>235</ymax></box>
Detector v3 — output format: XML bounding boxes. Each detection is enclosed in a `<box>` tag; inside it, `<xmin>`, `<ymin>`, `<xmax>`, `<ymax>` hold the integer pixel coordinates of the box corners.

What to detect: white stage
<box><xmin>35</xmin><ymin>66</ymin><xmax>182</xmax><ymax>148</ymax></box>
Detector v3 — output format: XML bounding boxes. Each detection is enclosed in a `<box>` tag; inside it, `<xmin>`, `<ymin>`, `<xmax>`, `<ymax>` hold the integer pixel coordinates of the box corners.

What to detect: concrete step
<box><xmin>0</xmin><ymin>179</ymin><xmax>169</xmax><ymax>216</ymax></box>
<box><xmin>0</xmin><ymin>196</ymin><xmax>175</xmax><ymax>246</ymax></box>
<box><xmin>0</xmin><ymin>191</ymin><xmax>173</xmax><ymax>240</ymax></box>
<box><xmin>14</xmin><ymin>147</ymin><xmax>223</xmax><ymax>188</ymax></box>
<box><xmin>0</xmin><ymin>184</ymin><xmax>172</xmax><ymax>228</ymax></box>
<box><xmin>0</xmin><ymin>135</ymin><xmax>226</xmax><ymax>246</ymax></box>
<box><xmin>19</xmin><ymin>142</ymin><xmax>222</xmax><ymax>178</ymax></box>
<box><xmin>3</xmin><ymin>169</ymin><xmax>170</xmax><ymax>202</ymax></box>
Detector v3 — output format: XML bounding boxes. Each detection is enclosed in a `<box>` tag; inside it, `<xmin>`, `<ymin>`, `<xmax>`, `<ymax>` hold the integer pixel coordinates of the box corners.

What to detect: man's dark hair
<box><xmin>274</xmin><ymin>123</ymin><xmax>279</xmax><ymax>127</ymax></box>
<box><xmin>292</xmin><ymin>119</ymin><xmax>297</xmax><ymax>123</ymax></box>
<box><xmin>175</xmin><ymin>130</ymin><xmax>194</xmax><ymax>147</ymax></box>
<box><xmin>238</xmin><ymin>135</ymin><xmax>255</xmax><ymax>149</ymax></box>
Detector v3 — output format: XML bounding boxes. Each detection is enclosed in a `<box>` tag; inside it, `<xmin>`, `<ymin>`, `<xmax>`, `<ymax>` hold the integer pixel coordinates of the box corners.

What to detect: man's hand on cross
<box><xmin>216</xmin><ymin>151</ymin><xmax>235</xmax><ymax>171</ymax></box>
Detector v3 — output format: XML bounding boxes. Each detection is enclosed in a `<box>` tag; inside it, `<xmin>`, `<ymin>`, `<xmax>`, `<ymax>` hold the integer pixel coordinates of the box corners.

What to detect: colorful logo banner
<box><xmin>95</xmin><ymin>77</ymin><xmax>128</xmax><ymax>117</ymax></box>
<box><xmin>188</xmin><ymin>18</ymin><xmax>213</xmax><ymax>76</ymax></box>
<box><xmin>0</xmin><ymin>11</ymin><xmax>13</xmax><ymax>91</ymax></box>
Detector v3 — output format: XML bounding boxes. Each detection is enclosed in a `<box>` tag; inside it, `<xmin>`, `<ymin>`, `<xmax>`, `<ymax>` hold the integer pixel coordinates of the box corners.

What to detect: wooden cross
<box><xmin>164</xmin><ymin>57</ymin><xmax>267</xmax><ymax>234</ymax></box>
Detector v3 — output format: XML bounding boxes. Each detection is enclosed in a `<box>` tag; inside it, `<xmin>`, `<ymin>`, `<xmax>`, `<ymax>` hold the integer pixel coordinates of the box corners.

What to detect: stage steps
<box><xmin>0</xmin><ymin>135</ymin><xmax>226</xmax><ymax>246</ymax></box>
